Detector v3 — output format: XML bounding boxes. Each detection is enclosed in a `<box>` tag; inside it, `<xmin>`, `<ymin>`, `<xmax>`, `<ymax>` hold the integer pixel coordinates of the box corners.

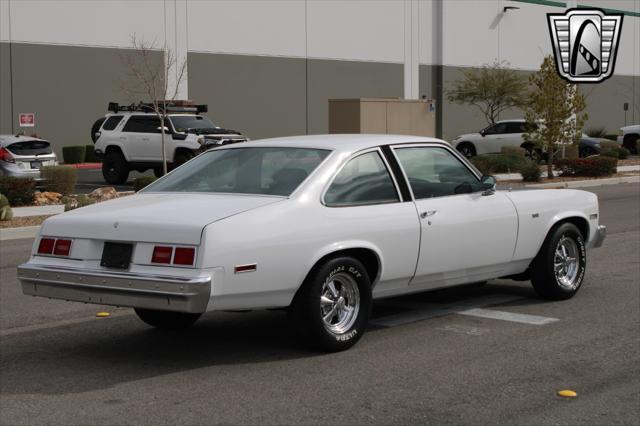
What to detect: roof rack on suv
<box><xmin>107</xmin><ymin>102</ymin><xmax>208</xmax><ymax>114</ymax></box>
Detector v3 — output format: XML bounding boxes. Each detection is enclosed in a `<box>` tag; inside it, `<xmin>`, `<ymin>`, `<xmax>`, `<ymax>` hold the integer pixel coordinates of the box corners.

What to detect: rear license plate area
<box><xmin>100</xmin><ymin>242</ymin><xmax>133</xmax><ymax>269</ymax></box>
<box><xmin>30</xmin><ymin>161</ymin><xmax>42</xmax><ymax>169</ymax></box>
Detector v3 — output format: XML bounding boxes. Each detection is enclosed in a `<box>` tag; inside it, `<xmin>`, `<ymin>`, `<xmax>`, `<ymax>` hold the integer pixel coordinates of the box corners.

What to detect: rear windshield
<box><xmin>6</xmin><ymin>140</ymin><xmax>52</xmax><ymax>155</ymax></box>
<box><xmin>145</xmin><ymin>147</ymin><xmax>331</xmax><ymax>196</ymax></box>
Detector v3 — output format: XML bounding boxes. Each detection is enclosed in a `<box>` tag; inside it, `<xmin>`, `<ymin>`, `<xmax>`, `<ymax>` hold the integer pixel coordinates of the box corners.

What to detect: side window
<box><xmin>102</xmin><ymin>115</ymin><xmax>123</xmax><ymax>131</ymax></box>
<box><xmin>490</xmin><ymin>123</ymin><xmax>508</xmax><ymax>134</ymax></box>
<box><xmin>395</xmin><ymin>147</ymin><xmax>481</xmax><ymax>199</ymax></box>
<box><xmin>122</xmin><ymin>116</ymin><xmax>161</xmax><ymax>133</ymax></box>
<box><xmin>324</xmin><ymin>151</ymin><xmax>399</xmax><ymax>207</ymax></box>
<box><xmin>505</xmin><ymin>122</ymin><xmax>525</xmax><ymax>133</ymax></box>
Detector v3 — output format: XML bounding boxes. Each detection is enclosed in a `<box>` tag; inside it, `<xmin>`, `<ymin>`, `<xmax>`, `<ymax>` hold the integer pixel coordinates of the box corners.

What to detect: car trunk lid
<box><xmin>39</xmin><ymin>193</ymin><xmax>285</xmax><ymax>245</ymax></box>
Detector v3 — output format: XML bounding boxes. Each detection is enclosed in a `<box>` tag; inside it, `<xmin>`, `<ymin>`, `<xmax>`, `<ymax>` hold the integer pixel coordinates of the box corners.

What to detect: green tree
<box><xmin>524</xmin><ymin>55</ymin><xmax>587</xmax><ymax>179</ymax></box>
<box><xmin>447</xmin><ymin>61</ymin><xmax>529</xmax><ymax>125</ymax></box>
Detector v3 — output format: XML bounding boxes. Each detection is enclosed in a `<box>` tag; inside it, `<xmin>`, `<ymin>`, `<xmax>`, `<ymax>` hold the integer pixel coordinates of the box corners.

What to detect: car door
<box><xmin>392</xmin><ymin>145</ymin><xmax>518</xmax><ymax>289</ymax></box>
<box><xmin>502</xmin><ymin>122</ymin><xmax>527</xmax><ymax>149</ymax></box>
<box><xmin>322</xmin><ymin>148</ymin><xmax>421</xmax><ymax>296</ymax></box>
<box><xmin>121</xmin><ymin>115</ymin><xmax>164</xmax><ymax>161</ymax></box>
<box><xmin>481</xmin><ymin>122</ymin><xmax>509</xmax><ymax>153</ymax></box>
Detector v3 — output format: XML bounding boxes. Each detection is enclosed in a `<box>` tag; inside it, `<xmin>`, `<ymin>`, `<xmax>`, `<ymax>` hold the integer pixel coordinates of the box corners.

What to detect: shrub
<box><xmin>600</xmin><ymin>149</ymin><xmax>619</xmax><ymax>159</ymax></box>
<box><xmin>0</xmin><ymin>176</ymin><xmax>36</xmax><ymax>206</ymax></box>
<box><xmin>556</xmin><ymin>157</ymin><xmax>617</xmax><ymax>177</ymax></box>
<box><xmin>62</xmin><ymin>145</ymin><xmax>86</xmax><ymax>164</ymax></box>
<box><xmin>600</xmin><ymin>140</ymin><xmax>620</xmax><ymax>151</ymax></box>
<box><xmin>585</xmin><ymin>127</ymin><xmax>607</xmax><ymax>138</ymax></box>
<box><xmin>84</xmin><ymin>145</ymin><xmax>100</xmax><ymax>163</ymax></box>
<box><xmin>519</xmin><ymin>160</ymin><xmax>542</xmax><ymax>182</ymax></box>
<box><xmin>471</xmin><ymin>154</ymin><xmax>527</xmax><ymax>174</ymax></box>
<box><xmin>0</xmin><ymin>193</ymin><xmax>13</xmax><ymax>220</ymax></box>
<box><xmin>62</xmin><ymin>194</ymin><xmax>96</xmax><ymax>211</ymax></box>
<box><xmin>133</xmin><ymin>176</ymin><xmax>157</xmax><ymax>192</ymax></box>
<box><xmin>500</xmin><ymin>146</ymin><xmax>526</xmax><ymax>157</ymax></box>
<box><xmin>41</xmin><ymin>165</ymin><xmax>77</xmax><ymax>195</ymax></box>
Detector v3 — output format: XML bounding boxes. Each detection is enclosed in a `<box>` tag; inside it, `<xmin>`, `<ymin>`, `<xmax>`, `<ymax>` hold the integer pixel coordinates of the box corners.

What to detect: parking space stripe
<box><xmin>370</xmin><ymin>294</ymin><xmax>522</xmax><ymax>327</ymax></box>
<box><xmin>457</xmin><ymin>308</ymin><xmax>559</xmax><ymax>325</ymax></box>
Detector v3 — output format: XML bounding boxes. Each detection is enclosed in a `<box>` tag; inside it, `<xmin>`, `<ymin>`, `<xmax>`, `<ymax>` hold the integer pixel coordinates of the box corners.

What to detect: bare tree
<box><xmin>119</xmin><ymin>35</ymin><xmax>187</xmax><ymax>175</ymax></box>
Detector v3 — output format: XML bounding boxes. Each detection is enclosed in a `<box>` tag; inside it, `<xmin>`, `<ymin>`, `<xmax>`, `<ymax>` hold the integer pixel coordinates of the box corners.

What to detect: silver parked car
<box><xmin>0</xmin><ymin>135</ymin><xmax>58</xmax><ymax>178</ymax></box>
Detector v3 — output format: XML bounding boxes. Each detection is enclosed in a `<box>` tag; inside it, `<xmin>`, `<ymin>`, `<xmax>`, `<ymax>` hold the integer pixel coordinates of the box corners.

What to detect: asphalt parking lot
<box><xmin>74</xmin><ymin>168</ymin><xmax>154</xmax><ymax>194</ymax></box>
<box><xmin>1</xmin><ymin>183</ymin><xmax>638</xmax><ymax>425</ymax></box>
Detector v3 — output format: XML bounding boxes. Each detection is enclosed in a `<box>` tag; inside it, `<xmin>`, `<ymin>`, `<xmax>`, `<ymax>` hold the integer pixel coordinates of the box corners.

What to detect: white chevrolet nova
<box><xmin>18</xmin><ymin>135</ymin><xmax>606</xmax><ymax>351</ymax></box>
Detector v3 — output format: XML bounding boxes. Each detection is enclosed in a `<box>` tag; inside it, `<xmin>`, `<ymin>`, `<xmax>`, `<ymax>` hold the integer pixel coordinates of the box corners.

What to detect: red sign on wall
<box><xmin>19</xmin><ymin>113</ymin><xmax>35</xmax><ymax>127</ymax></box>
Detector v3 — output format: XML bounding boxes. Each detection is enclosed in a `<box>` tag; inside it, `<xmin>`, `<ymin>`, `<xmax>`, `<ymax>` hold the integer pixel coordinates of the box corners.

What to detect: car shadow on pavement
<box><xmin>1</xmin><ymin>281</ymin><xmax>544</xmax><ymax>396</ymax></box>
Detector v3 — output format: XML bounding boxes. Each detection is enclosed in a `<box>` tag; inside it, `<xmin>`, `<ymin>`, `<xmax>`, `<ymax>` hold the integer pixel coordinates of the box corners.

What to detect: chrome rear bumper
<box><xmin>18</xmin><ymin>264</ymin><xmax>211</xmax><ymax>313</ymax></box>
<box><xmin>592</xmin><ymin>225</ymin><xmax>607</xmax><ymax>248</ymax></box>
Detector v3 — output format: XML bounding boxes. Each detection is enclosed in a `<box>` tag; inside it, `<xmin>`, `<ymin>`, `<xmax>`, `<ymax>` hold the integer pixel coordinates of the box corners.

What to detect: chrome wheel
<box><xmin>554</xmin><ymin>235</ymin><xmax>580</xmax><ymax>290</ymax></box>
<box><xmin>320</xmin><ymin>272</ymin><xmax>360</xmax><ymax>335</ymax></box>
<box><xmin>457</xmin><ymin>144</ymin><xmax>474</xmax><ymax>158</ymax></box>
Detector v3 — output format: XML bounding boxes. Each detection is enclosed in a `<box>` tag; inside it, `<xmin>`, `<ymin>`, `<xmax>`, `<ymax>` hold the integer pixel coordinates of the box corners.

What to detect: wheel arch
<box><xmin>103</xmin><ymin>144</ymin><xmax>130</xmax><ymax>161</ymax></box>
<box><xmin>303</xmin><ymin>244</ymin><xmax>383</xmax><ymax>288</ymax></box>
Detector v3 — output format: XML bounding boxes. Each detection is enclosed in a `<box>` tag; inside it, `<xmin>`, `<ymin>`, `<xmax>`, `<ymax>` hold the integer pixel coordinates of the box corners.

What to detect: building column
<box><xmin>404</xmin><ymin>0</ymin><xmax>420</xmax><ymax>99</ymax></box>
<box><xmin>164</xmin><ymin>0</ymin><xmax>189</xmax><ymax>100</ymax></box>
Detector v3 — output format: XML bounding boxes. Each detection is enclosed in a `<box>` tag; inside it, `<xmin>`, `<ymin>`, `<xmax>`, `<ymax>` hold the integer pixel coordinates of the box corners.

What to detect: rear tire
<box><xmin>530</xmin><ymin>223</ymin><xmax>586</xmax><ymax>301</ymax></box>
<box><xmin>456</xmin><ymin>142</ymin><xmax>476</xmax><ymax>158</ymax></box>
<box><xmin>102</xmin><ymin>150</ymin><xmax>129</xmax><ymax>185</ymax></box>
<box><xmin>134</xmin><ymin>308</ymin><xmax>201</xmax><ymax>330</ymax></box>
<box><xmin>173</xmin><ymin>150</ymin><xmax>195</xmax><ymax>168</ymax></box>
<box><xmin>289</xmin><ymin>257</ymin><xmax>372</xmax><ymax>352</ymax></box>
<box><xmin>523</xmin><ymin>145</ymin><xmax>542</xmax><ymax>163</ymax></box>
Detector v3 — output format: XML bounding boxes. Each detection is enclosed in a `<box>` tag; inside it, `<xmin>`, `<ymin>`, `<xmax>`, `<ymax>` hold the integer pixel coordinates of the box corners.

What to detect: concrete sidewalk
<box><xmin>12</xmin><ymin>205</ymin><xmax>65</xmax><ymax>218</ymax></box>
<box><xmin>494</xmin><ymin>164</ymin><xmax>640</xmax><ymax>181</ymax></box>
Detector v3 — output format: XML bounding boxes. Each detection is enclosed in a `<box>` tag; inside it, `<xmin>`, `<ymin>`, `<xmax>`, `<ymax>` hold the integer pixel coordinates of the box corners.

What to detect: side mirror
<box><xmin>157</xmin><ymin>126</ymin><xmax>170</xmax><ymax>132</ymax></box>
<box><xmin>481</xmin><ymin>175</ymin><xmax>496</xmax><ymax>195</ymax></box>
<box><xmin>480</xmin><ymin>130</ymin><xmax>486</xmax><ymax>137</ymax></box>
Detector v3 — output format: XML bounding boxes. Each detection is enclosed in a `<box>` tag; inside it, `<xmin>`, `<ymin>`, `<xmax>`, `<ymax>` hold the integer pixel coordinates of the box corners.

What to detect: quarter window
<box><xmin>324</xmin><ymin>151</ymin><xmax>399</xmax><ymax>207</ymax></box>
<box><xmin>395</xmin><ymin>147</ymin><xmax>481</xmax><ymax>199</ymax></box>
<box><xmin>102</xmin><ymin>115</ymin><xmax>123</xmax><ymax>131</ymax></box>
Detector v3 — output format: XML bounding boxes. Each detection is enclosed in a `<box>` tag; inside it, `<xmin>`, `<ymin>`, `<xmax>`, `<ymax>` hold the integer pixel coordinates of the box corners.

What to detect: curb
<box><xmin>525</xmin><ymin>175</ymin><xmax>640</xmax><ymax>189</ymax></box>
<box><xmin>12</xmin><ymin>205</ymin><xmax>65</xmax><ymax>218</ymax></box>
<box><xmin>65</xmin><ymin>163</ymin><xmax>102</xmax><ymax>170</ymax></box>
<box><xmin>0</xmin><ymin>226</ymin><xmax>40</xmax><ymax>241</ymax></box>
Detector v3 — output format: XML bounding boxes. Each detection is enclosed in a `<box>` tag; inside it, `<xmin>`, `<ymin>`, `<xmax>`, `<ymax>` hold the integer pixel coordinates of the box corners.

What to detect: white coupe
<box><xmin>18</xmin><ymin>135</ymin><xmax>606</xmax><ymax>351</ymax></box>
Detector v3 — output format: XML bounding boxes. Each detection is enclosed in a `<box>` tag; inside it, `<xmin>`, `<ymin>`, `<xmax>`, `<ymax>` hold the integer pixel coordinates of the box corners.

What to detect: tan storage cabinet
<box><xmin>329</xmin><ymin>98</ymin><xmax>435</xmax><ymax>137</ymax></box>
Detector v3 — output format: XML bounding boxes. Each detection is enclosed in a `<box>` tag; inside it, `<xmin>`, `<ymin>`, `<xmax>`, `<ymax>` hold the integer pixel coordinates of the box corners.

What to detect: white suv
<box><xmin>451</xmin><ymin>119</ymin><xmax>537</xmax><ymax>159</ymax></box>
<box><xmin>93</xmin><ymin>103</ymin><xmax>247</xmax><ymax>184</ymax></box>
<box><xmin>617</xmin><ymin>125</ymin><xmax>639</xmax><ymax>154</ymax></box>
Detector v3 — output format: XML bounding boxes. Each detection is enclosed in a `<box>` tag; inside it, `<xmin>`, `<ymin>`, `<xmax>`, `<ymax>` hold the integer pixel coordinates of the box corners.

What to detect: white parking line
<box><xmin>458</xmin><ymin>308</ymin><xmax>559</xmax><ymax>325</ymax></box>
<box><xmin>370</xmin><ymin>294</ymin><xmax>522</xmax><ymax>327</ymax></box>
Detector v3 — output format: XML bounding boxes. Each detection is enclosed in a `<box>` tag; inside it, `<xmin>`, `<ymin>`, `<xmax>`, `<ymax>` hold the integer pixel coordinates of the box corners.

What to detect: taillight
<box><xmin>53</xmin><ymin>239</ymin><xmax>72</xmax><ymax>256</ymax></box>
<box><xmin>151</xmin><ymin>245</ymin><xmax>196</xmax><ymax>266</ymax></box>
<box><xmin>173</xmin><ymin>247</ymin><xmax>195</xmax><ymax>266</ymax></box>
<box><xmin>38</xmin><ymin>238</ymin><xmax>55</xmax><ymax>254</ymax></box>
<box><xmin>0</xmin><ymin>147</ymin><xmax>15</xmax><ymax>163</ymax></box>
<box><xmin>152</xmin><ymin>246</ymin><xmax>173</xmax><ymax>264</ymax></box>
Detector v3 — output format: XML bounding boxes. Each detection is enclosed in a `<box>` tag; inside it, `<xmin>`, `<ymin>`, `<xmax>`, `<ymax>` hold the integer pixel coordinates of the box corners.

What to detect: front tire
<box><xmin>289</xmin><ymin>257</ymin><xmax>372</xmax><ymax>352</ymax></box>
<box><xmin>102</xmin><ymin>150</ymin><xmax>129</xmax><ymax>185</ymax></box>
<box><xmin>623</xmin><ymin>134</ymin><xmax>639</xmax><ymax>155</ymax></box>
<box><xmin>134</xmin><ymin>308</ymin><xmax>201</xmax><ymax>330</ymax></box>
<box><xmin>531</xmin><ymin>223</ymin><xmax>586</xmax><ymax>300</ymax></box>
<box><xmin>173</xmin><ymin>150</ymin><xmax>195</xmax><ymax>168</ymax></box>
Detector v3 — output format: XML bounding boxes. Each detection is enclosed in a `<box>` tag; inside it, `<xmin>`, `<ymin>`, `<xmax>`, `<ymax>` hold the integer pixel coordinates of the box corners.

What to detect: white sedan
<box><xmin>18</xmin><ymin>135</ymin><xmax>606</xmax><ymax>351</ymax></box>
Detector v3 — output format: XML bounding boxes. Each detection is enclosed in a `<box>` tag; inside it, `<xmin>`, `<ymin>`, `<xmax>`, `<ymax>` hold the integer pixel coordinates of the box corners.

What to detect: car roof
<box><xmin>229</xmin><ymin>134</ymin><xmax>446</xmax><ymax>153</ymax></box>
<box><xmin>0</xmin><ymin>134</ymin><xmax>48</xmax><ymax>147</ymax></box>
<box><xmin>495</xmin><ymin>119</ymin><xmax>526</xmax><ymax>123</ymax></box>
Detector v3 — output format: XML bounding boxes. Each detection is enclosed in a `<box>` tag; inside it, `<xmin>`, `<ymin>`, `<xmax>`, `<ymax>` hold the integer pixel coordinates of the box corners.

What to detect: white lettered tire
<box><xmin>289</xmin><ymin>257</ymin><xmax>372</xmax><ymax>352</ymax></box>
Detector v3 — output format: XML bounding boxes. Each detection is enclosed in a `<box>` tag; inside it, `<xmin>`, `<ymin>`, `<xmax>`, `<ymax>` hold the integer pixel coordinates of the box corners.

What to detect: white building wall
<box><xmin>0</xmin><ymin>0</ymin><xmax>638</xmax><ymax>76</ymax></box>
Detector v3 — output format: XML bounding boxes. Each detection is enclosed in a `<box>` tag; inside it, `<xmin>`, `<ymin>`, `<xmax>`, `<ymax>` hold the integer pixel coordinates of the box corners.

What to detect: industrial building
<box><xmin>1</xmin><ymin>0</ymin><xmax>638</xmax><ymax>155</ymax></box>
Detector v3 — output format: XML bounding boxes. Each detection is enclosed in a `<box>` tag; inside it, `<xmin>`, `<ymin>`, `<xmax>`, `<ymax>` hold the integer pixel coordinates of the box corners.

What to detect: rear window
<box><xmin>146</xmin><ymin>147</ymin><xmax>331</xmax><ymax>196</ymax></box>
<box><xmin>6</xmin><ymin>140</ymin><xmax>52</xmax><ymax>155</ymax></box>
<box><xmin>102</xmin><ymin>115</ymin><xmax>123</xmax><ymax>131</ymax></box>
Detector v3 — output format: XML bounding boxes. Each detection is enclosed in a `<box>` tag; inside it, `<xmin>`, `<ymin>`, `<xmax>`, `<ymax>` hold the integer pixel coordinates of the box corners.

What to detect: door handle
<box><xmin>142</xmin><ymin>137</ymin><xmax>150</xmax><ymax>141</ymax></box>
<box><xmin>420</xmin><ymin>210</ymin><xmax>437</xmax><ymax>219</ymax></box>
<box><xmin>119</xmin><ymin>137</ymin><xmax>126</xmax><ymax>140</ymax></box>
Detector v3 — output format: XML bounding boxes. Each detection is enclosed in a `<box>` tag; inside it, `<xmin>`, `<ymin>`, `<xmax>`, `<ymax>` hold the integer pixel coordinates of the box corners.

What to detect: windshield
<box><xmin>145</xmin><ymin>147</ymin><xmax>331</xmax><ymax>196</ymax></box>
<box><xmin>170</xmin><ymin>115</ymin><xmax>217</xmax><ymax>133</ymax></box>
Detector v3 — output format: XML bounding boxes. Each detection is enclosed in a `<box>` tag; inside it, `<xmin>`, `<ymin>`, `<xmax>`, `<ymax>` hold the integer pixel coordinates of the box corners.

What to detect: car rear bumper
<box><xmin>17</xmin><ymin>264</ymin><xmax>211</xmax><ymax>313</ymax></box>
<box><xmin>591</xmin><ymin>225</ymin><xmax>606</xmax><ymax>249</ymax></box>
